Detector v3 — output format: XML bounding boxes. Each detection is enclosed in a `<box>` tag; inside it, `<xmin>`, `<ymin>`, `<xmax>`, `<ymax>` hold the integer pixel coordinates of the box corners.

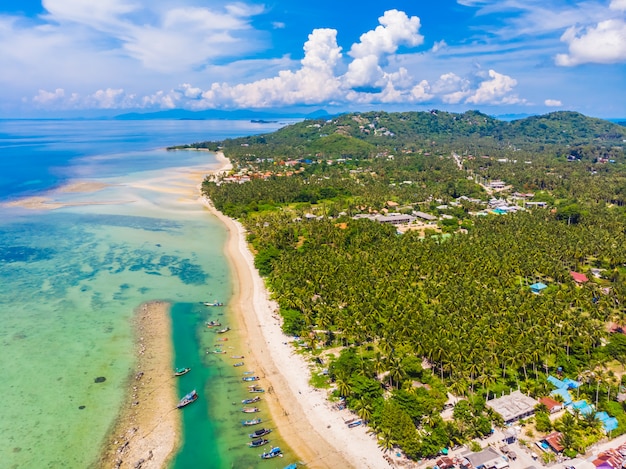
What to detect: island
<box><xmin>191</xmin><ymin>110</ymin><xmax>626</xmax><ymax>467</ymax></box>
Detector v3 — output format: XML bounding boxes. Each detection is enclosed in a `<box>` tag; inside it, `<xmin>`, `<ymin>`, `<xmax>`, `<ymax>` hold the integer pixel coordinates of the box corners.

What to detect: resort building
<box><xmin>530</xmin><ymin>282</ymin><xmax>547</xmax><ymax>294</ymax></box>
<box><xmin>461</xmin><ymin>447</ymin><xmax>508</xmax><ymax>469</ymax></box>
<box><xmin>413</xmin><ymin>211</ymin><xmax>438</xmax><ymax>221</ymax></box>
<box><xmin>485</xmin><ymin>390</ymin><xmax>539</xmax><ymax>425</ymax></box>
<box><xmin>539</xmin><ymin>396</ymin><xmax>563</xmax><ymax>413</ymax></box>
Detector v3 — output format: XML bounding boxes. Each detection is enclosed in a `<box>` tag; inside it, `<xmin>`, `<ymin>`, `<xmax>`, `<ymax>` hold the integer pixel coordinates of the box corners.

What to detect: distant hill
<box><xmin>241</xmin><ymin>110</ymin><xmax>626</xmax><ymax>146</ymax></box>
<box><xmin>114</xmin><ymin>108</ymin><xmax>329</xmax><ymax>120</ymax></box>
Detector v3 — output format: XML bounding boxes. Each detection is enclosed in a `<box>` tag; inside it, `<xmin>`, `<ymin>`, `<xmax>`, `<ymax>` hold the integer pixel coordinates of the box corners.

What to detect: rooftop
<box><xmin>485</xmin><ymin>390</ymin><xmax>538</xmax><ymax>423</ymax></box>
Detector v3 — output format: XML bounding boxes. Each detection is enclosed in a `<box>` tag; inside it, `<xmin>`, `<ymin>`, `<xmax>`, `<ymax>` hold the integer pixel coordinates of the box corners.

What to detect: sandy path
<box><xmin>97</xmin><ymin>301</ymin><xmax>179</xmax><ymax>469</ymax></box>
<box><xmin>204</xmin><ymin>197</ymin><xmax>390</xmax><ymax>469</ymax></box>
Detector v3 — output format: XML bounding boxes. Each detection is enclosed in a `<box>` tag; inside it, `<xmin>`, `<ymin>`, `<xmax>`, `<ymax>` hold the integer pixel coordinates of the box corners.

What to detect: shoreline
<box><xmin>97</xmin><ymin>301</ymin><xmax>180</xmax><ymax>469</ymax></box>
<box><xmin>202</xmin><ymin>194</ymin><xmax>390</xmax><ymax>468</ymax></box>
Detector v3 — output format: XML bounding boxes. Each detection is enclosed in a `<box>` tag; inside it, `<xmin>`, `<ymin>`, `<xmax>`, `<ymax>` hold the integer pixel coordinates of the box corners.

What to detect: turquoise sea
<box><xmin>0</xmin><ymin>119</ymin><xmax>297</xmax><ymax>468</ymax></box>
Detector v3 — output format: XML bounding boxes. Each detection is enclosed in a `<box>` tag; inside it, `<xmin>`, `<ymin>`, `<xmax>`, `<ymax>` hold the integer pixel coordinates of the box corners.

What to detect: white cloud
<box><xmin>33</xmin><ymin>88</ymin><xmax>66</xmax><ymax>105</ymax></box>
<box><xmin>431</xmin><ymin>40</ymin><xmax>447</xmax><ymax>53</ymax></box>
<box><xmin>555</xmin><ymin>19</ymin><xmax>626</xmax><ymax>66</ymax></box>
<box><xmin>466</xmin><ymin>69</ymin><xmax>524</xmax><ymax>105</ymax></box>
<box><xmin>432</xmin><ymin>73</ymin><xmax>471</xmax><ymax>104</ymax></box>
<box><xmin>348</xmin><ymin>9</ymin><xmax>424</xmax><ymax>59</ymax></box>
<box><xmin>611</xmin><ymin>0</ymin><xmax>626</xmax><ymax>12</ymax></box>
<box><xmin>544</xmin><ymin>99</ymin><xmax>562</xmax><ymax>106</ymax></box>
<box><xmin>197</xmin><ymin>28</ymin><xmax>344</xmax><ymax>108</ymax></box>
<box><xmin>20</xmin><ymin>8</ymin><xmax>531</xmax><ymax>112</ymax></box>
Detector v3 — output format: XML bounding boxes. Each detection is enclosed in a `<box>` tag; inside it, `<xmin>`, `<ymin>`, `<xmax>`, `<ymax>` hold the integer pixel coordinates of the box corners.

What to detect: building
<box><xmin>539</xmin><ymin>396</ymin><xmax>563</xmax><ymax>413</ymax></box>
<box><xmin>570</xmin><ymin>271</ymin><xmax>589</xmax><ymax>284</ymax></box>
<box><xmin>462</xmin><ymin>447</ymin><xmax>508</xmax><ymax>469</ymax></box>
<box><xmin>530</xmin><ymin>282</ymin><xmax>547</xmax><ymax>294</ymax></box>
<box><xmin>413</xmin><ymin>211</ymin><xmax>438</xmax><ymax>221</ymax></box>
<box><xmin>486</xmin><ymin>390</ymin><xmax>539</xmax><ymax>425</ymax></box>
<box><xmin>375</xmin><ymin>213</ymin><xmax>414</xmax><ymax>225</ymax></box>
<box><xmin>542</xmin><ymin>431</ymin><xmax>564</xmax><ymax>453</ymax></box>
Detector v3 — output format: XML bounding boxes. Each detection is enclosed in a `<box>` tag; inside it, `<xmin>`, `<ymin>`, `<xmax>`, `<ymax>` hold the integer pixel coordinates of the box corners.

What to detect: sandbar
<box><xmin>97</xmin><ymin>301</ymin><xmax>179</xmax><ymax>469</ymax></box>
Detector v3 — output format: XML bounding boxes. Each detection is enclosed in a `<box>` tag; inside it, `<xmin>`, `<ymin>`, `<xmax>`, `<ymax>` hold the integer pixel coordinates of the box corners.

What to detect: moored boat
<box><xmin>248</xmin><ymin>385</ymin><xmax>265</xmax><ymax>393</ymax></box>
<box><xmin>231</xmin><ymin>355</ymin><xmax>244</xmax><ymax>359</ymax></box>
<box><xmin>242</xmin><ymin>407</ymin><xmax>260</xmax><ymax>413</ymax></box>
<box><xmin>249</xmin><ymin>427</ymin><xmax>271</xmax><ymax>438</ymax></box>
<box><xmin>206</xmin><ymin>320</ymin><xmax>222</xmax><ymax>327</ymax></box>
<box><xmin>242</xmin><ymin>418</ymin><xmax>262</xmax><ymax>426</ymax></box>
<box><xmin>174</xmin><ymin>367</ymin><xmax>191</xmax><ymax>377</ymax></box>
<box><xmin>204</xmin><ymin>301</ymin><xmax>224</xmax><ymax>307</ymax></box>
<box><xmin>233</xmin><ymin>362</ymin><xmax>244</xmax><ymax>367</ymax></box>
<box><xmin>242</xmin><ymin>376</ymin><xmax>260</xmax><ymax>382</ymax></box>
<box><xmin>248</xmin><ymin>438</ymin><xmax>269</xmax><ymax>448</ymax></box>
<box><xmin>242</xmin><ymin>396</ymin><xmax>261</xmax><ymax>404</ymax></box>
<box><xmin>217</xmin><ymin>326</ymin><xmax>230</xmax><ymax>334</ymax></box>
<box><xmin>260</xmin><ymin>447</ymin><xmax>282</xmax><ymax>459</ymax></box>
<box><xmin>177</xmin><ymin>389</ymin><xmax>198</xmax><ymax>409</ymax></box>
<box><xmin>283</xmin><ymin>464</ymin><xmax>298</xmax><ymax>469</ymax></box>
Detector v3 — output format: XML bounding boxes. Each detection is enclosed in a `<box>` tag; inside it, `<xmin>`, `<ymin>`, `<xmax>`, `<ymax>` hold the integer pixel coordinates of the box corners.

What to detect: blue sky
<box><xmin>0</xmin><ymin>0</ymin><xmax>625</xmax><ymax>117</ymax></box>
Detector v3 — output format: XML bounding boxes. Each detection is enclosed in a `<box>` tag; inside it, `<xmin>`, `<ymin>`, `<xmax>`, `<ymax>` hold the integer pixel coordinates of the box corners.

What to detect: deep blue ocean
<box><xmin>0</xmin><ymin>119</ymin><xmax>294</xmax><ymax>201</ymax></box>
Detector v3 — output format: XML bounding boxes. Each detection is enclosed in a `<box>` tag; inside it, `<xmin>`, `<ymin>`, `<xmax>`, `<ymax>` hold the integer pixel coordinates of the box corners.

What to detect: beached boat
<box><xmin>242</xmin><ymin>418</ymin><xmax>262</xmax><ymax>426</ymax></box>
<box><xmin>248</xmin><ymin>438</ymin><xmax>269</xmax><ymax>448</ymax></box>
<box><xmin>204</xmin><ymin>301</ymin><xmax>224</xmax><ymax>307</ymax></box>
<box><xmin>283</xmin><ymin>464</ymin><xmax>298</xmax><ymax>469</ymax></box>
<box><xmin>347</xmin><ymin>419</ymin><xmax>362</xmax><ymax>428</ymax></box>
<box><xmin>242</xmin><ymin>407</ymin><xmax>260</xmax><ymax>413</ymax></box>
<box><xmin>177</xmin><ymin>390</ymin><xmax>198</xmax><ymax>409</ymax></box>
<box><xmin>243</xmin><ymin>370</ymin><xmax>255</xmax><ymax>374</ymax></box>
<box><xmin>174</xmin><ymin>367</ymin><xmax>191</xmax><ymax>377</ymax></box>
<box><xmin>260</xmin><ymin>447</ymin><xmax>282</xmax><ymax>459</ymax></box>
<box><xmin>242</xmin><ymin>376</ymin><xmax>260</xmax><ymax>382</ymax></box>
<box><xmin>233</xmin><ymin>362</ymin><xmax>244</xmax><ymax>367</ymax></box>
<box><xmin>231</xmin><ymin>355</ymin><xmax>244</xmax><ymax>359</ymax></box>
<box><xmin>217</xmin><ymin>327</ymin><xmax>230</xmax><ymax>334</ymax></box>
<box><xmin>249</xmin><ymin>428</ymin><xmax>271</xmax><ymax>438</ymax></box>
<box><xmin>206</xmin><ymin>320</ymin><xmax>222</xmax><ymax>327</ymax></box>
<box><xmin>242</xmin><ymin>396</ymin><xmax>261</xmax><ymax>405</ymax></box>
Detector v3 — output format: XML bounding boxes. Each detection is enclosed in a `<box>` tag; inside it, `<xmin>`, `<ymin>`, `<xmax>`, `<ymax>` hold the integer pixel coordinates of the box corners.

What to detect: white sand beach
<box><xmin>201</xmin><ymin>153</ymin><xmax>391</xmax><ymax>468</ymax></box>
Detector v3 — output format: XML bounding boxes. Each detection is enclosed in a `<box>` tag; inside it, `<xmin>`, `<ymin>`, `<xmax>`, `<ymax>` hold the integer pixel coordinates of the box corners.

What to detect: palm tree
<box><xmin>378</xmin><ymin>427</ymin><xmax>395</xmax><ymax>453</ymax></box>
<box><xmin>354</xmin><ymin>396</ymin><xmax>373</xmax><ymax>423</ymax></box>
<box><xmin>336</xmin><ymin>377</ymin><xmax>352</xmax><ymax>399</ymax></box>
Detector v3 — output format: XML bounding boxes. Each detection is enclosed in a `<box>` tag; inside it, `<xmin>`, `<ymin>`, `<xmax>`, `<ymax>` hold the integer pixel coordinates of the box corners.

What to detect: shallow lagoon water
<box><xmin>0</xmin><ymin>119</ymin><xmax>295</xmax><ymax>468</ymax></box>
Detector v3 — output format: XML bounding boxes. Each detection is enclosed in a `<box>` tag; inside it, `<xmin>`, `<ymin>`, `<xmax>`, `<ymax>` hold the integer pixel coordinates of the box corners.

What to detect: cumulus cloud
<box><xmin>611</xmin><ymin>0</ymin><xmax>626</xmax><ymax>11</ymax></box>
<box><xmin>431</xmin><ymin>73</ymin><xmax>471</xmax><ymax>104</ymax></box>
<box><xmin>26</xmin><ymin>8</ymin><xmax>526</xmax><ymax>111</ymax></box>
<box><xmin>348</xmin><ymin>10</ymin><xmax>423</xmax><ymax>59</ymax></box>
<box><xmin>33</xmin><ymin>88</ymin><xmax>67</xmax><ymax>105</ymax></box>
<box><xmin>555</xmin><ymin>19</ymin><xmax>626</xmax><ymax>66</ymax></box>
<box><xmin>544</xmin><ymin>99</ymin><xmax>562</xmax><ymax>106</ymax></box>
<box><xmin>466</xmin><ymin>70</ymin><xmax>525</xmax><ymax>105</ymax></box>
<box><xmin>344</xmin><ymin>10</ymin><xmax>424</xmax><ymax>91</ymax></box>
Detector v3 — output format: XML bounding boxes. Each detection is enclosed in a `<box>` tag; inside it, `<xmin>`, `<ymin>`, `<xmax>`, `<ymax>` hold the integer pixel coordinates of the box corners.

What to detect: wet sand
<box><xmin>97</xmin><ymin>301</ymin><xmax>179</xmax><ymax>469</ymax></box>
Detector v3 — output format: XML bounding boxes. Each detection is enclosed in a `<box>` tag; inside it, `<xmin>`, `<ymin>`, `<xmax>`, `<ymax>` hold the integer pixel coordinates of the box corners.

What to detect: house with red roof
<box><xmin>543</xmin><ymin>431</ymin><xmax>564</xmax><ymax>453</ymax></box>
<box><xmin>570</xmin><ymin>271</ymin><xmax>588</xmax><ymax>284</ymax></box>
<box><xmin>539</xmin><ymin>396</ymin><xmax>563</xmax><ymax>413</ymax></box>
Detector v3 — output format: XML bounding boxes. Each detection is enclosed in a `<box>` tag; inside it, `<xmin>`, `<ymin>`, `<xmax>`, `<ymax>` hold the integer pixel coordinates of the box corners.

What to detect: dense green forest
<box><xmin>194</xmin><ymin>111</ymin><xmax>626</xmax><ymax>459</ymax></box>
